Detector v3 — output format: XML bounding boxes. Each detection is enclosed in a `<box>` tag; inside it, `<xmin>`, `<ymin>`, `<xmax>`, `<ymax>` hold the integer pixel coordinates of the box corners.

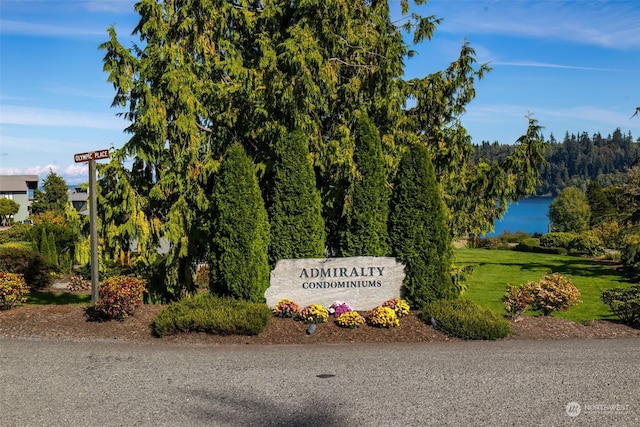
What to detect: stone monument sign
<box><xmin>266</xmin><ymin>257</ymin><xmax>405</xmax><ymax>310</ymax></box>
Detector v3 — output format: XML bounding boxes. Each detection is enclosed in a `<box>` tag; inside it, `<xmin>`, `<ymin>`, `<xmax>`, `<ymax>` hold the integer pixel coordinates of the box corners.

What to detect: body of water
<box><xmin>486</xmin><ymin>197</ymin><xmax>553</xmax><ymax>237</ymax></box>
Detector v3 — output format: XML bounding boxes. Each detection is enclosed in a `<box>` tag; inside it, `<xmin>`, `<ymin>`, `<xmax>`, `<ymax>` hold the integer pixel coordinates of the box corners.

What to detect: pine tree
<box><xmin>389</xmin><ymin>144</ymin><xmax>456</xmax><ymax>309</ymax></box>
<box><xmin>341</xmin><ymin>114</ymin><xmax>390</xmax><ymax>256</ymax></box>
<box><xmin>208</xmin><ymin>142</ymin><xmax>270</xmax><ymax>302</ymax></box>
<box><xmin>269</xmin><ymin>130</ymin><xmax>325</xmax><ymax>264</ymax></box>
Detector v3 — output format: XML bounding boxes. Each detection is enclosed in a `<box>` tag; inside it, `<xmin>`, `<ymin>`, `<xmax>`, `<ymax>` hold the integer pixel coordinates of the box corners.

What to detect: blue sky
<box><xmin>1</xmin><ymin>0</ymin><xmax>639</xmax><ymax>185</ymax></box>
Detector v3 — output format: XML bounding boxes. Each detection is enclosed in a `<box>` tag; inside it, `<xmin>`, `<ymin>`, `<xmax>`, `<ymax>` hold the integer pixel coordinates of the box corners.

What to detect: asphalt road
<box><xmin>1</xmin><ymin>337</ymin><xmax>638</xmax><ymax>426</ymax></box>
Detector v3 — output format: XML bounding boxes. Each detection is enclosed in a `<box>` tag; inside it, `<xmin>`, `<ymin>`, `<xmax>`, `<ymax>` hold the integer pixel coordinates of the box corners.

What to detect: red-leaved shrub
<box><xmin>85</xmin><ymin>275</ymin><xmax>146</xmax><ymax>321</ymax></box>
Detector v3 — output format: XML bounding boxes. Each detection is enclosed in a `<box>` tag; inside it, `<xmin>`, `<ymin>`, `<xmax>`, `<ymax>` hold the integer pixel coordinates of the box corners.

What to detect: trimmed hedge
<box><xmin>152</xmin><ymin>293</ymin><xmax>272</xmax><ymax>337</ymax></box>
<box><xmin>540</xmin><ymin>232</ymin><xmax>577</xmax><ymax>249</ymax></box>
<box><xmin>420</xmin><ymin>298</ymin><xmax>512</xmax><ymax>340</ymax></box>
<box><xmin>514</xmin><ymin>240</ymin><xmax>567</xmax><ymax>255</ymax></box>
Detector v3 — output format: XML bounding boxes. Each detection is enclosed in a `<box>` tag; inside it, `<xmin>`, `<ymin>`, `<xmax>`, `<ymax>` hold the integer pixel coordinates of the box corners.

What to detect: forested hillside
<box><xmin>472</xmin><ymin>128</ymin><xmax>639</xmax><ymax>196</ymax></box>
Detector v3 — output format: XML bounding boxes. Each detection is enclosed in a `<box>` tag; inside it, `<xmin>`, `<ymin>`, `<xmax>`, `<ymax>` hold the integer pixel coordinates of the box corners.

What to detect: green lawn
<box><xmin>454</xmin><ymin>248</ymin><xmax>635</xmax><ymax>322</ymax></box>
<box><xmin>26</xmin><ymin>291</ymin><xmax>91</xmax><ymax>306</ymax></box>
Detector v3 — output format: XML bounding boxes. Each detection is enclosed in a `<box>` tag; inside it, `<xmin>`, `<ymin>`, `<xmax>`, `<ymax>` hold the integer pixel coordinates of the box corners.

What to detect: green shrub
<box><xmin>569</xmin><ymin>231</ymin><xmax>604</xmax><ymax>256</ymax></box>
<box><xmin>0</xmin><ymin>241</ymin><xmax>35</xmax><ymax>251</ymax></box>
<box><xmin>601</xmin><ymin>285</ymin><xmax>640</xmax><ymax>326</ymax></box>
<box><xmin>514</xmin><ymin>241</ymin><xmax>567</xmax><ymax>255</ymax></box>
<box><xmin>499</xmin><ymin>231</ymin><xmax>533</xmax><ymax>244</ymax></box>
<box><xmin>0</xmin><ymin>272</ymin><xmax>30</xmax><ymax>310</ymax></box>
<box><xmin>513</xmin><ymin>237</ymin><xmax>541</xmax><ymax>253</ymax></box>
<box><xmin>0</xmin><ymin>223</ymin><xmax>33</xmax><ymax>245</ymax></box>
<box><xmin>539</xmin><ymin>232</ymin><xmax>577</xmax><ymax>249</ymax></box>
<box><xmin>421</xmin><ymin>299</ymin><xmax>512</xmax><ymax>340</ymax></box>
<box><xmin>620</xmin><ymin>242</ymin><xmax>640</xmax><ymax>270</ymax></box>
<box><xmin>152</xmin><ymin>293</ymin><xmax>272</xmax><ymax>337</ymax></box>
<box><xmin>472</xmin><ymin>237</ymin><xmax>511</xmax><ymax>250</ymax></box>
<box><xmin>0</xmin><ymin>246</ymin><xmax>54</xmax><ymax>289</ymax></box>
<box><xmin>85</xmin><ymin>275</ymin><xmax>146</xmax><ymax>321</ymax></box>
<box><xmin>592</xmin><ymin>221</ymin><xmax>622</xmax><ymax>249</ymax></box>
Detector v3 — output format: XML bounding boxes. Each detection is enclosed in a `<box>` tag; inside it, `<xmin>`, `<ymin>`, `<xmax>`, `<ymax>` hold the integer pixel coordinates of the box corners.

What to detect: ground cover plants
<box><xmin>152</xmin><ymin>293</ymin><xmax>272</xmax><ymax>337</ymax></box>
<box><xmin>456</xmin><ymin>247</ymin><xmax>634</xmax><ymax>322</ymax></box>
<box><xmin>421</xmin><ymin>298</ymin><xmax>512</xmax><ymax>340</ymax></box>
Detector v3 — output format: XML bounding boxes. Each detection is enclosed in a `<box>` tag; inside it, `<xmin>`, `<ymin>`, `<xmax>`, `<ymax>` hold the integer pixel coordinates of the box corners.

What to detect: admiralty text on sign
<box><xmin>266</xmin><ymin>257</ymin><xmax>405</xmax><ymax>310</ymax></box>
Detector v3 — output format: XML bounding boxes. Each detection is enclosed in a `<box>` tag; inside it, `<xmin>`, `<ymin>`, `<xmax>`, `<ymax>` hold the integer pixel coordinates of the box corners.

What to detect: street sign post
<box><xmin>74</xmin><ymin>149</ymin><xmax>110</xmax><ymax>305</ymax></box>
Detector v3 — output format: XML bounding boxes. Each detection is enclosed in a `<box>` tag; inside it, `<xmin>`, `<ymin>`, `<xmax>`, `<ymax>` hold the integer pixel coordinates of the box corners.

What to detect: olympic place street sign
<box><xmin>74</xmin><ymin>149</ymin><xmax>110</xmax><ymax>163</ymax></box>
<box><xmin>73</xmin><ymin>148</ymin><xmax>110</xmax><ymax>305</ymax></box>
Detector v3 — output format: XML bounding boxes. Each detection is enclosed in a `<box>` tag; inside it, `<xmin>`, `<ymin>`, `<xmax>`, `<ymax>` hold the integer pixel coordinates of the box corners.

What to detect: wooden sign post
<box><xmin>74</xmin><ymin>149</ymin><xmax>110</xmax><ymax>305</ymax></box>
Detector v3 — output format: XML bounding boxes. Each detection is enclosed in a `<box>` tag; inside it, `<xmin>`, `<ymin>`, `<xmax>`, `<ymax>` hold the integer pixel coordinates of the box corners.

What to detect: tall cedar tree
<box><xmin>341</xmin><ymin>114</ymin><xmax>390</xmax><ymax>256</ymax></box>
<box><xmin>208</xmin><ymin>142</ymin><xmax>270</xmax><ymax>302</ymax></box>
<box><xmin>269</xmin><ymin>130</ymin><xmax>325</xmax><ymax>264</ymax></box>
<box><xmin>389</xmin><ymin>144</ymin><xmax>456</xmax><ymax>309</ymax></box>
<box><xmin>100</xmin><ymin>1</ymin><xmax>546</xmax><ymax>296</ymax></box>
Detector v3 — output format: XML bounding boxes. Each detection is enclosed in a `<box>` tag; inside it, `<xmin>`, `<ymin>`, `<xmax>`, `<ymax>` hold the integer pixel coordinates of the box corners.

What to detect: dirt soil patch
<box><xmin>1</xmin><ymin>302</ymin><xmax>638</xmax><ymax>345</ymax></box>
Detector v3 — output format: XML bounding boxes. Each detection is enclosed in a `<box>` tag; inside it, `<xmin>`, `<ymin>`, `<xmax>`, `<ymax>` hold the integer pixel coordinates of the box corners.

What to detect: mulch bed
<box><xmin>1</xmin><ymin>304</ymin><xmax>639</xmax><ymax>346</ymax></box>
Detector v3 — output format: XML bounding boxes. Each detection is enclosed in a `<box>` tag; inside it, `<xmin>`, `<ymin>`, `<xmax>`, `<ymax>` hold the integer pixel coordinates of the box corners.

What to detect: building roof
<box><xmin>68</xmin><ymin>188</ymin><xmax>89</xmax><ymax>202</ymax></box>
<box><xmin>0</xmin><ymin>175</ymin><xmax>39</xmax><ymax>192</ymax></box>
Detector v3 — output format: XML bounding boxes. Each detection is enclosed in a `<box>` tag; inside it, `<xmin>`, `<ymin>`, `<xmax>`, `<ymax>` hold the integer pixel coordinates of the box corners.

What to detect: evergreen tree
<box><xmin>341</xmin><ymin>114</ymin><xmax>390</xmax><ymax>256</ymax></box>
<box><xmin>269</xmin><ymin>130</ymin><xmax>325</xmax><ymax>264</ymax></box>
<box><xmin>208</xmin><ymin>142</ymin><xmax>270</xmax><ymax>302</ymax></box>
<box><xmin>389</xmin><ymin>144</ymin><xmax>456</xmax><ymax>309</ymax></box>
<box><xmin>38</xmin><ymin>227</ymin><xmax>57</xmax><ymax>267</ymax></box>
<box><xmin>31</xmin><ymin>171</ymin><xmax>68</xmax><ymax>215</ymax></box>
<box><xmin>46</xmin><ymin>229</ymin><xmax>59</xmax><ymax>268</ymax></box>
<box><xmin>586</xmin><ymin>181</ymin><xmax>615</xmax><ymax>226</ymax></box>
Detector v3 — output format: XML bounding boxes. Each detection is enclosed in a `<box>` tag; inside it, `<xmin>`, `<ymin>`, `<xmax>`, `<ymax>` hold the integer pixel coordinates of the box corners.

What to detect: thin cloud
<box><xmin>432</xmin><ymin>1</ymin><xmax>640</xmax><ymax>50</ymax></box>
<box><xmin>0</xmin><ymin>19</ymin><xmax>104</xmax><ymax>37</ymax></box>
<box><xmin>493</xmin><ymin>61</ymin><xmax>617</xmax><ymax>72</ymax></box>
<box><xmin>1</xmin><ymin>105</ymin><xmax>126</xmax><ymax>130</ymax></box>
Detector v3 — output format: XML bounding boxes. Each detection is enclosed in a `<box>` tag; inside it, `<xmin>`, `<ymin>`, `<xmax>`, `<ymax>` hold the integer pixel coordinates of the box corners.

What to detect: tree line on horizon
<box><xmin>472</xmin><ymin>128</ymin><xmax>639</xmax><ymax>197</ymax></box>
